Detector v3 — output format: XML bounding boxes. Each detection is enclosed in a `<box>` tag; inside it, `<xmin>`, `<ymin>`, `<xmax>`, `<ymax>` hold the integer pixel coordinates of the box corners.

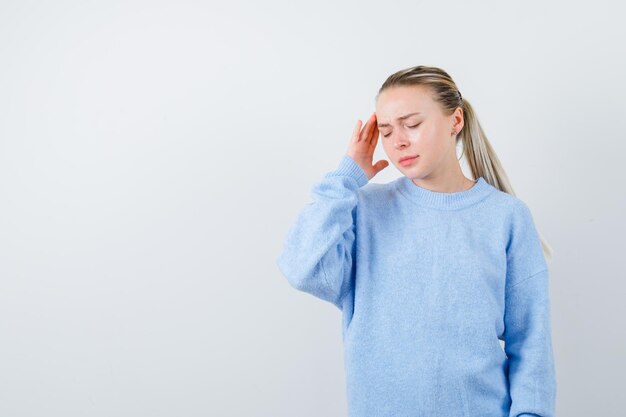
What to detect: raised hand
<box><xmin>346</xmin><ymin>112</ymin><xmax>389</xmax><ymax>181</ymax></box>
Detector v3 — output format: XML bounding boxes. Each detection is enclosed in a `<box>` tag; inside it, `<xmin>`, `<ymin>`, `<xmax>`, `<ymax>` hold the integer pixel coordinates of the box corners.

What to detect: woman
<box><xmin>276</xmin><ymin>65</ymin><xmax>556</xmax><ymax>417</ymax></box>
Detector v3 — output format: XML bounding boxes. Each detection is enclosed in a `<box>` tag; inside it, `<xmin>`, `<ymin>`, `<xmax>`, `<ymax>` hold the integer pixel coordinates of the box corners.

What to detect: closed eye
<box><xmin>382</xmin><ymin>123</ymin><xmax>420</xmax><ymax>138</ymax></box>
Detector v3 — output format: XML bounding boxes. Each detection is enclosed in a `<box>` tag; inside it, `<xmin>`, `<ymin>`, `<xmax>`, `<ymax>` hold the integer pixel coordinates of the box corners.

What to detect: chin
<box><xmin>400</xmin><ymin>165</ymin><xmax>420</xmax><ymax>175</ymax></box>
<box><xmin>403</xmin><ymin>167</ymin><xmax>430</xmax><ymax>180</ymax></box>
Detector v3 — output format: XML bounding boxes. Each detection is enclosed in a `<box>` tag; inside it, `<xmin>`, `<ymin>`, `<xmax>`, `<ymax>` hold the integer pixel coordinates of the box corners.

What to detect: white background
<box><xmin>1</xmin><ymin>0</ymin><xmax>624</xmax><ymax>415</ymax></box>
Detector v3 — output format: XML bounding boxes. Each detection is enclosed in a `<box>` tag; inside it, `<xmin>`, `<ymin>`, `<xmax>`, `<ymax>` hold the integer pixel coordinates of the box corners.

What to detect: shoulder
<box><xmin>482</xmin><ymin>184</ymin><xmax>539</xmax><ymax>233</ymax></box>
<box><xmin>356</xmin><ymin>178</ymin><xmax>400</xmax><ymax>205</ymax></box>
<box><xmin>471</xmin><ymin>182</ymin><xmax>539</xmax><ymax>231</ymax></box>
<box><xmin>478</xmin><ymin>183</ymin><xmax>545</xmax><ymax>267</ymax></box>
<box><xmin>496</xmin><ymin>190</ymin><xmax>547</xmax><ymax>278</ymax></box>
<box><xmin>481</xmin><ymin>182</ymin><xmax>530</xmax><ymax>213</ymax></box>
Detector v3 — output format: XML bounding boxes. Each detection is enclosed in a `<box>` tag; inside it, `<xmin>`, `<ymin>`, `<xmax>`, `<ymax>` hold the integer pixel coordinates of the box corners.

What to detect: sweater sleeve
<box><xmin>276</xmin><ymin>155</ymin><xmax>369</xmax><ymax>310</ymax></box>
<box><xmin>503</xmin><ymin>203</ymin><xmax>557</xmax><ymax>417</ymax></box>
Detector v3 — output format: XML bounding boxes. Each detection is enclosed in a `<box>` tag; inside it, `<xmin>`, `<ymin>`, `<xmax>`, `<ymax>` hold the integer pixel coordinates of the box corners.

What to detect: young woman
<box><xmin>276</xmin><ymin>65</ymin><xmax>556</xmax><ymax>417</ymax></box>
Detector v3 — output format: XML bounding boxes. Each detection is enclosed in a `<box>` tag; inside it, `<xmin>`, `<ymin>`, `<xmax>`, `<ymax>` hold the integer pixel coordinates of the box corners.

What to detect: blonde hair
<box><xmin>376</xmin><ymin>65</ymin><xmax>553</xmax><ymax>261</ymax></box>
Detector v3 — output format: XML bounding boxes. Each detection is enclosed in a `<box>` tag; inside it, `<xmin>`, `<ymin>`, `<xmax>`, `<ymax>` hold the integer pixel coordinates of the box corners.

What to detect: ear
<box><xmin>453</xmin><ymin>106</ymin><xmax>464</xmax><ymax>132</ymax></box>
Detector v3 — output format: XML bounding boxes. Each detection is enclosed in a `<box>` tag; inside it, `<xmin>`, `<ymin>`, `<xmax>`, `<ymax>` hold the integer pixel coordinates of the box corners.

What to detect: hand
<box><xmin>346</xmin><ymin>112</ymin><xmax>389</xmax><ymax>181</ymax></box>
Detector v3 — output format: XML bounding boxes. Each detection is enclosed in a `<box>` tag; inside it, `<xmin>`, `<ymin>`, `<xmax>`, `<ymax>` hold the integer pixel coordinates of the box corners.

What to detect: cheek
<box><xmin>381</xmin><ymin>140</ymin><xmax>393</xmax><ymax>156</ymax></box>
<box><xmin>414</xmin><ymin>126</ymin><xmax>437</xmax><ymax>146</ymax></box>
<box><xmin>414</xmin><ymin>127</ymin><xmax>448</xmax><ymax>160</ymax></box>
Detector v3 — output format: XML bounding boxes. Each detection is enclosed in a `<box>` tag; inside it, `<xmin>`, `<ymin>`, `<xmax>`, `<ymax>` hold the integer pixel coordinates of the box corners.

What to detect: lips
<box><xmin>399</xmin><ymin>155</ymin><xmax>418</xmax><ymax>163</ymax></box>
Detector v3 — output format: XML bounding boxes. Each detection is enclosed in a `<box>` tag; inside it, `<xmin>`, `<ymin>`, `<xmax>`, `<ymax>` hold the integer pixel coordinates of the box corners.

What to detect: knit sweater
<box><xmin>276</xmin><ymin>154</ymin><xmax>557</xmax><ymax>417</ymax></box>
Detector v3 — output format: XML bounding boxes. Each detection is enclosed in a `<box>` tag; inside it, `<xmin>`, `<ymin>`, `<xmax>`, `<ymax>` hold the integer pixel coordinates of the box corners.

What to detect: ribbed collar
<box><xmin>395</xmin><ymin>176</ymin><xmax>494</xmax><ymax>210</ymax></box>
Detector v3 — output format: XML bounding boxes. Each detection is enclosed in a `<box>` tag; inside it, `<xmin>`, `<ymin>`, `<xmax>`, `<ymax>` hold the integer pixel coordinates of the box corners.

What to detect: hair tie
<box><xmin>458</xmin><ymin>90</ymin><xmax>462</xmax><ymax>101</ymax></box>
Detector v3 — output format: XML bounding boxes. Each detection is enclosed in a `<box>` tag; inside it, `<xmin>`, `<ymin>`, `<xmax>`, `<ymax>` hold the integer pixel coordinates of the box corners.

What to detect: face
<box><xmin>375</xmin><ymin>85</ymin><xmax>463</xmax><ymax>180</ymax></box>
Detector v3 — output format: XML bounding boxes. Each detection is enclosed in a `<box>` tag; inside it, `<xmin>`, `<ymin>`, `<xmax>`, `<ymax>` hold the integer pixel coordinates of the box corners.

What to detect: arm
<box><xmin>276</xmin><ymin>155</ymin><xmax>369</xmax><ymax>310</ymax></box>
<box><xmin>504</xmin><ymin>268</ymin><xmax>557</xmax><ymax>417</ymax></box>
<box><xmin>504</xmin><ymin>203</ymin><xmax>557</xmax><ymax>417</ymax></box>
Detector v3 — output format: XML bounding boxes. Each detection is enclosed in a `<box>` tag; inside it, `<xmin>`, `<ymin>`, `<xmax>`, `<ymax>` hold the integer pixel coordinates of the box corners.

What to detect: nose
<box><xmin>393</xmin><ymin>132</ymin><xmax>410</xmax><ymax>149</ymax></box>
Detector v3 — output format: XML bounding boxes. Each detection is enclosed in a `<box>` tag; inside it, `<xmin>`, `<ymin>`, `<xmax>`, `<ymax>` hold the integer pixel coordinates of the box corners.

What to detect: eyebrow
<box><xmin>377</xmin><ymin>112</ymin><xmax>421</xmax><ymax>128</ymax></box>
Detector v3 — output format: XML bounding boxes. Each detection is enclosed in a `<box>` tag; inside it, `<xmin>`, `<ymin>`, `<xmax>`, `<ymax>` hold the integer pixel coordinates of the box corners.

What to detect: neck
<box><xmin>396</xmin><ymin>175</ymin><xmax>493</xmax><ymax>210</ymax></box>
<box><xmin>409</xmin><ymin>173</ymin><xmax>475</xmax><ymax>193</ymax></box>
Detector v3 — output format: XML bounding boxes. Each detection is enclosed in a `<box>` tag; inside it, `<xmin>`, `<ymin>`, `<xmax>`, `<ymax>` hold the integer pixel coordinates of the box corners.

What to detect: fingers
<box><xmin>351</xmin><ymin>113</ymin><xmax>378</xmax><ymax>147</ymax></box>
<box><xmin>373</xmin><ymin>159</ymin><xmax>388</xmax><ymax>174</ymax></box>
<box><xmin>369</xmin><ymin>121</ymin><xmax>379</xmax><ymax>148</ymax></box>
<box><xmin>361</xmin><ymin>113</ymin><xmax>376</xmax><ymax>143</ymax></box>
<box><xmin>352</xmin><ymin>119</ymin><xmax>363</xmax><ymax>143</ymax></box>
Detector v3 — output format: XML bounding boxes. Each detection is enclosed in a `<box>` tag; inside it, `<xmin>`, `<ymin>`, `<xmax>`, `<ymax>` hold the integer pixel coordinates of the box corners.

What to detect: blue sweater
<box><xmin>276</xmin><ymin>155</ymin><xmax>557</xmax><ymax>417</ymax></box>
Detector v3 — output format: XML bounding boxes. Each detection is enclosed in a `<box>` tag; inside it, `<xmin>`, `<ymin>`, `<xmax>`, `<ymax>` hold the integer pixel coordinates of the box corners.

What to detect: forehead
<box><xmin>375</xmin><ymin>85</ymin><xmax>435</xmax><ymax>123</ymax></box>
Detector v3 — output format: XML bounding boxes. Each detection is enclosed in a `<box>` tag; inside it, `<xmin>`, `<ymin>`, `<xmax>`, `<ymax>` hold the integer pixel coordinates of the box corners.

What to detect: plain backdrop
<box><xmin>1</xmin><ymin>0</ymin><xmax>624</xmax><ymax>416</ymax></box>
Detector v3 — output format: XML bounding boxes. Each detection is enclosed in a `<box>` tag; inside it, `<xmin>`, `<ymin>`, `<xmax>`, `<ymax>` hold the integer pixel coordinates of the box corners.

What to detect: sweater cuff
<box><xmin>327</xmin><ymin>154</ymin><xmax>369</xmax><ymax>187</ymax></box>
